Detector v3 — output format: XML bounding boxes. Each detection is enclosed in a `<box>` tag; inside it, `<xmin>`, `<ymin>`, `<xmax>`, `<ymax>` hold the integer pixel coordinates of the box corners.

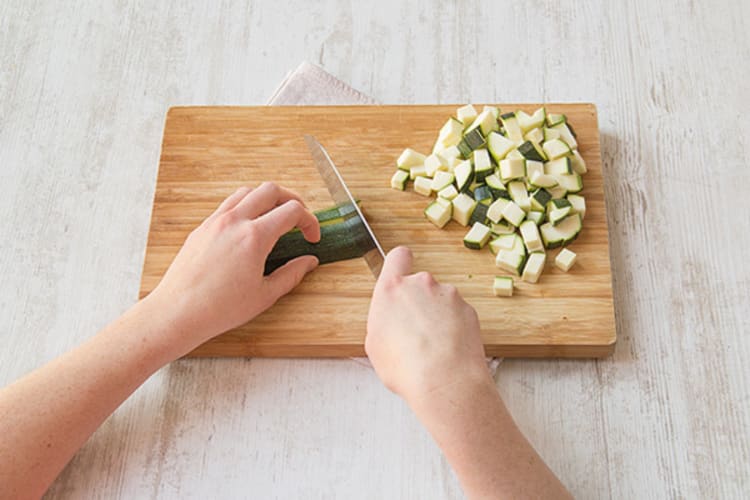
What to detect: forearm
<box><xmin>0</xmin><ymin>297</ymin><xmax>184</xmax><ymax>499</ymax></box>
<box><xmin>410</xmin><ymin>373</ymin><xmax>572</xmax><ymax>500</ymax></box>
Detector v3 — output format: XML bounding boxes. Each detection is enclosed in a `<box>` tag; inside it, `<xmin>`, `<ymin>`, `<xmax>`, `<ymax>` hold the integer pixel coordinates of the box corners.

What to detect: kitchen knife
<box><xmin>304</xmin><ymin>135</ymin><xmax>386</xmax><ymax>277</ymax></box>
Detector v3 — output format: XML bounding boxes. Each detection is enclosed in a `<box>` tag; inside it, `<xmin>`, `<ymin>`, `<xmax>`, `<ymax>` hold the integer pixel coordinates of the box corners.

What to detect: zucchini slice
<box><xmin>524</xmin><ymin>127</ymin><xmax>544</xmax><ymax>144</ymax></box>
<box><xmin>473</xmin><ymin>148</ymin><xmax>493</xmax><ymax>181</ymax></box>
<box><xmin>519</xmin><ymin>220</ymin><xmax>544</xmax><ymax>253</ymax></box>
<box><xmin>487</xmin><ymin>197</ymin><xmax>510</xmax><ymax>224</ymax></box>
<box><xmin>409</xmin><ymin>164</ymin><xmax>427</xmax><ymax>180</ymax></box>
<box><xmin>469</xmin><ymin>202</ymin><xmax>490</xmax><ymax>225</ymax></box>
<box><xmin>463</xmin><ymin>222</ymin><xmax>492</xmax><ymax>250</ymax></box>
<box><xmin>549</xmin><ymin>206</ymin><xmax>572</xmax><ymax>225</ymax></box>
<box><xmin>473</xmin><ymin>185</ymin><xmax>493</xmax><ymax>205</ymax></box>
<box><xmin>457</xmin><ymin>127</ymin><xmax>486</xmax><ymax>158</ymax></box>
<box><xmin>451</xmin><ymin>193</ymin><xmax>477</xmax><ymax>226</ymax></box>
<box><xmin>438</xmin><ymin>184</ymin><xmax>459</xmax><ymax>201</ymax></box>
<box><xmin>544</xmin><ymin>157</ymin><xmax>573</xmax><ymax>175</ymax></box>
<box><xmin>484</xmin><ymin>173</ymin><xmax>508</xmax><ymax>199</ymax></box>
<box><xmin>567</xmin><ymin>194</ymin><xmax>586</xmax><ymax>219</ymax></box>
<box><xmin>551</xmin><ymin>122</ymin><xmax>578</xmax><ymax>150</ymax></box>
<box><xmin>490</xmin><ymin>221</ymin><xmax>515</xmax><ymax>235</ymax></box>
<box><xmin>495</xmin><ymin>249</ymin><xmax>526</xmax><ymax>276</ymax></box>
<box><xmin>526</xmin><ymin>210</ymin><xmax>545</xmax><ymax>225</ymax></box>
<box><xmin>487</xmin><ymin>131</ymin><xmax>515</xmax><ymax>162</ymax></box>
<box><xmin>570</xmin><ymin>149</ymin><xmax>587</xmax><ymax>174</ymax></box>
<box><xmin>517</xmin><ymin>107</ymin><xmax>546</xmax><ymax>132</ymax></box>
<box><xmin>542</xmin><ymin>139</ymin><xmax>572</xmax><ymax>160</ymax></box>
<box><xmin>499</xmin><ymin>158</ymin><xmax>526</xmax><ymax>182</ymax></box>
<box><xmin>391</xmin><ymin>170</ymin><xmax>409</xmax><ymax>190</ymax></box>
<box><xmin>467</xmin><ymin>109</ymin><xmax>499</xmax><ymax>136</ymax></box>
<box><xmin>457</xmin><ymin>104</ymin><xmax>478</xmax><ymax>130</ymax></box>
<box><xmin>540</xmin><ymin>213</ymin><xmax>582</xmax><ymax>248</ymax></box>
<box><xmin>425</xmin><ymin>200</ymin><xmax>452</xmax><ymax>228</ymax></box>
<box><xmin>501</xmin><ymin>200</ymin><xmax>526</xmax><ymax>227</ymax></box>
<box><xmin>529</xmin><ymin>172</ymin><xmax>558</xmax><ymax>189</ymax></box>
<box><xmin>454</xmin><ymin>160</ymin><xmax>474</xmax><ymax>192</ymax></box>
<box><xmin>530</xmin><ymin>188</ymin><xmax>552</xmax><ymax>211</ymax></box>
<box><xmin>507</xmin><ymin>181</ymin><xmax>530</xmax><ymax>212</ymax></box>
<box><xmin>493</xmin><ymin>276</ymin><xmax>514</xmax><ymax>297</ymax></box>
<box><xmin>413</xmin><ymin>176</ymin><xmax>433</xmax><ymax>196</ymax></box>
<box><xmin>546</xmin><ymin>112</ymin><xmax>566</xmax><ymax>127</ymax></box>
<box><xmin>397</xmin><ymin>148</ymin><xmax>426</xmax><ymax>170</ymax></box>
<box><xmin>500</xmin><ymin>112</ymin><xmax>524</xmax><ymax>142</ymax></box>
<box><xmin>556</xmin><ymin>173</ymin><xmax>583</xmax><ymax>193</ymax></box>
<box><xmin>521</xmin><ymin>252</ymin><xmax>546</xmax><ymax>283</ymax></box>
<box><xmin>555</xmin><ymin>248</ymin><xmax>577</xmax><ymax>272</ymax></box>
<box><xmin>424</xmin><ymin>153</ymin><xmax>447</xmax><ymax>177</ymax></box>
<box><xmin>517</xmin><ymin>140</ymin><xmax>548</xmax><ymax>162</ymax></box>
<box><xmin>431</xmin><ymin>170</ymin><xmax>455</xmax><ymax>192</ymax></box>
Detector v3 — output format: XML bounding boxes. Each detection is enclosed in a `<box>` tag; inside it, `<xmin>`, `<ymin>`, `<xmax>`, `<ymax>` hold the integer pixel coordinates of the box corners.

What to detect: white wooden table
<box><xmin>1</xmin><ymin>1</ymin><xmax>748</xmax><ymax>498</ymax></box>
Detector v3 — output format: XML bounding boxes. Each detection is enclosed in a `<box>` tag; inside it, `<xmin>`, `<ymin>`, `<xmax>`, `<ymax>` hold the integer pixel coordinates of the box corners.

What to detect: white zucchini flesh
<box><xmin>530</xmin><ymin>171</ymin><xmax>558</xmax><ymax>188</ymax></box>
<box><xmin>452</xmin><ymin>193</ymin><xmax>477</xmax><ymax>226</ymax></box>
<box><xmin>500</xmin><ymin>113</ymin><xmax>524</xmax><ymax>142</ymax></box>
<box><xmin>502</xmin><ymin>201</ymin><xmax>526</xmax><ymax>227</ymax></box>
<box><xmin>438</xmin><ymin>184</ymin><xmax>459</xmax><ymax>200</ymax></box>
<box><xmin>525</xmin><ymin>160</ymin><xmax>545</xmax><ymax>180</ymax></box>
<box><xmin>524</xmin><ymin>127</ymin><xmax>544</xmax><ymax>144</ymax></box>
<box><xmin>424</xmin><ymin>201</ymin><xmax>452</xmax><ymax>228</ymax></box>
<box><xmin>549</xmin><ymin>206</ymin><xmax>572</xmax><ymax>225</ymax></box>
<box><xmin>467</xmin><ymin>109</ymin><xmax>499</xmax><ymax>136</ymax></box>
<box><xmin>424</xmin><ymin>153</ymin><xmax>447</xmax><ymax>177</ymax></box>
<box><xmin>431</xmin><ymin>170</ymin><xmax>455</xmax><ymax>192</ymax></box>
<box><xmin>570</xmin><ymin>149</ymin><xmax>587</xmax><ymax>174</ymax></box>
<box><xmin>491</xmin><ymin>221</ymin><xmax>515</xmax><ymax>235</ymax></box>
<box><xmin>457</xmin><ymin>104</ymin><xmax>478</xmax><ymax>130</ymax></box>
<box><xmin>435</xmin><ymin>196</ymin><xmax>452</xmax><ymax>208</ymax></box>
<box><xmin>493</xmin><ymin>276</ymin><xmax>514</xmax><ymax>297</ymax></box>
<box><xmin>391</xmin><ymin>170</ymin><xmax>409</xmax><ymax>190</ymax></box>
<box><xmin>555</xmin><ymin>248</ymin><xmax>577</xmax><ymax>272</ymax></box>
<box><xmin>409</xmin><ymin>164</ymin><xmax>427</xmax><ymax>180</ymax></box>
<box><xmin>488</xmin><ymin>132</ymin><xmax>515</xmax><ymax>162</ymax></box>
<box><xmin>499</xmin><ymin>158</ymin><xmax>526</xmax><ymax>182</ymax></box>
<box><xmin>544</xmin><ymin>157</ymin><xmax>572</xmax><ymax>175</ymax></box>
<box><xmin>413</xmin><ymin>176</ymin><xmax>433</xmax><ymax>196</ymax></box>
<box><xmin>517</xmin><ymin>108</ymin><xmax>546</xmax><ymax>132</ymax></box>
<box><xmin>522</xmin><ymin>253</ymin><xmax>546</xmax><ymax>283</ymax></box>
<box><xmin>487</xmin><ymin>198</ymin><xmax>510</xmax><ymax>224</ymax></box>
<box><xmin>397</xmin><ymin>148</ymin><xmax>426</xmax><ymax>170</ymax></box>
<box><xmin>454</xmin><ymin>160</ymin><xmax>474</xmax><ymax>192</ymax></box>
<box><xmin>438</xmin><ymin>145</ymin><xmax>462</xmax><ymax>162</ymax></box>
<box><xmin>567</xmin><ymin>194</ymin><xmax>586</xmax><ymax>219</ymax></box>
<box><xmin>463</xmin><ymin>222</ymin><xmax>492</xmax><ymax>250</ymax></box>
<box><xmin>495</xmin><ymin>250</ymin><xmax>525</xmax><ymax>276</ymax></box>
<box><xmin>473</xmin><ymin>148</ymin><xmax>493</xmax><ymax>178</ymax></box>
<box><xmin>519</xmin><ymin>220</ymin><xmax>544</xmax><ymax>253</ymax></box>
<box><xmin>551</xmin><ymin>122</ymin><xmax>578</xmax><ymax>150</ymax></box>
<box><xmin>507</xmin><ymin>181</ymin><xmax>530</xmax><ymax>212</ymax></box>
<box><xmin>542</xmin><ymin>139</ymin><xmax>572</xmax><ymax>160</ymax></box>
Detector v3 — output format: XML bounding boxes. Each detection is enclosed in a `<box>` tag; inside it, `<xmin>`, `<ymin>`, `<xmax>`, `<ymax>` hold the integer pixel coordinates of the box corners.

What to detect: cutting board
<box><xmin>140</xmin><ymin>104</ymin><xmax>616</xmax><ymax>358</ymax></box>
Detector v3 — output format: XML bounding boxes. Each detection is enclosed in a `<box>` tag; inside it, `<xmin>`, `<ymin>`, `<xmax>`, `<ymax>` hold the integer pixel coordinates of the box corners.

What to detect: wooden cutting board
<box><xmin>140</xmin><ymin>104</ymin><xmax>616</xmax><ymax>358</ymax></box>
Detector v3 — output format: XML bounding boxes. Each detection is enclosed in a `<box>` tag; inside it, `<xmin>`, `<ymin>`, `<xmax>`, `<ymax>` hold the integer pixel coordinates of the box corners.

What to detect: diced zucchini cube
<box><xmin>555</xmin><ymin>248</ymin><xmax>577</xmax><ymax>272</ymax></box>
<box><xmin>390</xmin><ymin>169</ymin><xmax>409</xmax><ymax>190</ymax></box>
<box><xmin>424</xmin><ymin>200</ymin><xmax>452</xmax><ymax>228</ymax></box>
<box><xmin>457</xmin><ymin>104</ymin><xmax>478</xmax><ymax>130</ymax></box>
<box><xmin>522</xmin><ymin>252</ymin><xmax>546</xmax><ymax>283</ymax></box>
<box><xmin>463</xmin><ymin>222</ymin><xmax>492</xmax><ymax>250</ymax></box>
<box><xmin>501</xmin><ymin>200</ymin><xmax>526</xmax><ymax>227</ymax></box>
<box><xmin>438</xmin><ymin>184</ymin><xmax>459</xmax><ymax>201</ymax></box>
<box><xmin>397</xmin><ymin>148</ymin><xmax>426</xmax><ymax>170</ymax></box>
<box><xmin>413</xmin><ymin>176</ymin><xmax>433</xmax><ymax>196</ymax></box>
<box><xmin>451</xmin><ymin>193</ymin><xmax>477</xmax><ymax>226</ymax></box>
<box><xmin>431</xmin><ymin>170</ymin><xmax>455</xmax><ymax>192</ymax></box>
<box><xmin>520</xmin><ymin>220</ymin><xmax>544</xmax><ymax>253</ymax></box>
<box><xmin>542</xmin><ymin>139</ymin><xmax>572</xmax><ymax>160</ymax></box>
<box><xmin>495</xmin><ymin>250</ymin><xmax>526</xmax><ymax>276</ymax></box>
<box><xmin>493</xmin><ymin>276</ymin><xmax>514</xmax><ymax>297</ymax></box>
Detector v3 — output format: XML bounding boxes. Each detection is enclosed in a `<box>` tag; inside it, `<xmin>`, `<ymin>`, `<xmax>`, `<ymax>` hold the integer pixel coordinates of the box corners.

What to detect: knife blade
<box><xmin>304</xmin><ymin>135</ymin><xmax>386</xmax><ymax>277</ymax></box>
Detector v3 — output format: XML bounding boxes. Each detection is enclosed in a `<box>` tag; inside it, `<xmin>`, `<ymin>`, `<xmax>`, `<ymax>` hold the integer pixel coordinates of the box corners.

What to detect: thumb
<box><xmin>378</xmin><ymin>246</ymin><xmax>413</xmax><ymax>283</ymax></box>
<box><xmin>265</xmin><ymin>255</ymin><xmax>319</xmax><ymax>303</ymax></box>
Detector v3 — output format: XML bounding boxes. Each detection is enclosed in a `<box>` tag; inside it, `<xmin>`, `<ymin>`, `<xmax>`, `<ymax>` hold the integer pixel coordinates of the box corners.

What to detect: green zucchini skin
<box><xmin>263</xmin><ymin>206</ymin><xmax>375</xmax><ymax>275</ymax></box>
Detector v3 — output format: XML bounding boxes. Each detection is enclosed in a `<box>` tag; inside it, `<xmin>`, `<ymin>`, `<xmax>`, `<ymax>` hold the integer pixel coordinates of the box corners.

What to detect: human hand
<box><xmin>365</xmin><ymin>246</ymin><xmax>491</xmax><ymax>406</ymax></box>
<box><xmin>147</xmin><ymin>182</ymin><xmax>320</xmax><ymax>354</ymax></box>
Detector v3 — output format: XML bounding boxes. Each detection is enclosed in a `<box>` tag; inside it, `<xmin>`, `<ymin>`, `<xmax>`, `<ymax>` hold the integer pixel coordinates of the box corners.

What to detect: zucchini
<box><xmin>506</xmin><ymin>149</ymin><xmax>525</xmax><ymax>160</ymax></box>
<box><xmin>544</xmin><ymin>157</ymin><xmax>572</xmax><ymax>175</ymax></box>
<box><xmin>502</xmin><ymin>200</ymin><xmax>526</xmax><ymax>227</ymax></box>
<box><xmin>551</xmin><ymin>122</ymin><xmax>578</xmax><ymax>150</ymax></box>
<box><xmin>439</xmin><ymin>145</ymin><xmax>462</xmax><ymax>162</ymax></box>
<box><xmin>473</xmin><ymin>185</ymin><xmax>494</xmax><ymax>205</ymax></box>
<box><xmin>519</xmin><ymin>220</ymin><xmax>544</xmax><ymax>253</ymax></box>
<box><xmin>437</xmin><ymin>117</ymin><xmax>464</xmax><ymax>146</ymax></box>
<box><xmin>425</xmin><ymin>153</ymin><xmax>447</xmax><ymax>177</ymax></box>
<box><xmin>484</xmin><ymin>173</ymin><xmax>508</xmax><ymax>199</ymax></box>
<box><xmin>438</xmin><ymin>184</ymin><xmax>459</xmax><ymax>201</ymax></box>
<box><xmin>454</xmin><ymin>160</ymin><xmax>474</xmax><ymax>192</ymax></box>
<box><xmin>530</xmin><ymin>188</ymin><xmax>552</xmax><ymax>211</ymax></box>
<box><xmin>463</xmin><ymin>222</ymin><xmax>492</xmax><ymax>250</ymax></box>
<box><xmin>521</xmin><ymin>252</ymin><xmax>546</xmax><ymax>283</ymax></box>
<box><xmin>489</xmin><ymin>233</ymin><xmax>526</xmax><ymax>255</ymax></box>
<box><xmin>542</xmin><ymin>139</ymin><xmax>572</xmax><ymax>160</ymax></box>
<box><xmin>517</xmin><ymin>107</ymin><xmax>546</xmax><ymax>132</ymax></box>
<box><xmin>473</xmin><ymin>148</ymin><xmax>494</xmax><ymax>181</ymax></box>
<box><xmin>526</xmin><ymin>210</ymin><xmax>545</xmax><ymax>225</ymax></box>
<box><xmin>543</xmin><ymin>127</ymin><xmax>561</xmax><ymax>142</ymax></box>
<box><xmin>435</xmin><ymin>196</ymin><xmax>452</xmax><ymax>208</ymax></box>
<box><xmin>570</xmin><ymin>149</ymin><xmax>587</xmax><ymax>174</ymax></box>
<box><xmin>529</xmin><ymin>171</ymin><xmax>558</xmax><ymax>189</ymax></box>
<box><xmin>431</xmin><ymin>170</ymin><xmax>455</xmax><ymax>192</ymax></box>
<box><xmin>490</xmin><ymin>220</ymin><xmax>515</xmax><ymax>235</ymax></box>
<box><xmin>457</xmin><ymin>104</ymin><xmax>478</xmax><ymax>130</ymax></box>
<box><xmin>517</xmin><ymin>140</ymin><xmax>548</xmax><ymax>162</ymax></box>
<box><xmin>567</xmin><ymin>194</ymin><xmax>586</xmax><ymax>219</ymax></box>
<box><xmin>487</xmin><ymin>197</ymin><xmax>510</xmax><ymax>224</ymax></box>
<box><xmin>507</xmin><ymin>181</ymin><xmax>530</xmax><ymax>212</ymax></box>
<box><xmin>499</xmin><ymin>158</ymin><xmax>526</xmax><ymax>182</ymax></box>
<box><xmin>470</xmin><ymin>202</ymin><xmax>490</xmax><ymax>225</ymax></box>
<box><xmin>495</xmin><ymin>249</ymin><xmax>526</xmax><ymax>276</ymax></box>
<box><xmin>391</xmin><ymin>170</ymin><xmax>409</xmax><ymax>190</ymax></box>
<box><xmin>555</xmin><ymin>248</ymin><xmax>577</xmax><ymax>272</ymax></box>
<box><xmin>483</xmin><ymin>105</ymin><xmax>501</xmax><ymax>119</ymax></box>
<box><xmin>546</xmin><ymin>112</ymin><xmax>566</xmax><ymax>127</ymax></box>
<box><xmin>547</xmin><ymin>185</ymin><xmax>568</xmax><ymax>199</ymax></box>
<box><xmin>500</xmin><ymin>112</ymin><xmax>523</xmax><ymax>142</ymax></box>
<box><xmin>467</xmin><ymin>109</ymin><xmax>499</xmax><ymax>136</ymax></box>
<box><xmin>556</xmin><ymin>173</ymin><xmax>583</xmax><ymax>193</ymax></box>
<box><xmin>457</xmin><ymin>127</ymin><xmax>487</xmax><ymax>159</ymax></box>
<box><xmin>452</xmin><ymin>193</ymin><xmax>477</xmax><ymax>226</ymax></box>
<box><xmin>487</xmin><ymin>131</ymin><xmax>515</xmax><ymax>162</ymax></box>
<box><xmin>524</xmin><ymin>127</ymin><xmax>544</xmax><ymax>144</ymax></box>
<box><xmin>549</xmin><ymin>206</ymin><xmax>572</xmax><ymax>225</ymax></box>
<box><xmin>414</xmin><ymin>176</ymin><xmax>433</xmax><ymax>196</ymax></box>
<box><xmin>397</xmin><ymin>148</ymin><xmax>426</xmax><ymax>170</ymax></box>
<box><xmin>540</xmin><ymin>213</ymin><xmax>582</xmax><ymax>248</ymax></box>
<box><xmin>425</xmin><ymin>200</ymin><xmax>452</xmax><ymax>228</ymax></box>
<box><xmin>264</xmin><ymin>205</ymin><xmax>374</xmax><ymax>275</ymax></box>
<box><xmin>409</xmin><ymin>164</ymin><xmax>427</xmax><ymax>180</ymax></box>
<box><xmin>525</xmin><ymin>160</ymin><xmax>544</xmax><ymax>181</ymax></box>
<box><xmin>493</xmin><ymin>276</ymin><xmax>514</xmax><ymax>297</ymax></box>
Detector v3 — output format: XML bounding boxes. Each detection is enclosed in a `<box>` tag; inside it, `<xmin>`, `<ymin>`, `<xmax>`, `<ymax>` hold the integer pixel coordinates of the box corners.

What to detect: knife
<box><xmin>304</xmin><ymin>135</ymin><xmax>386</xmax><ymax>277</ymax></box>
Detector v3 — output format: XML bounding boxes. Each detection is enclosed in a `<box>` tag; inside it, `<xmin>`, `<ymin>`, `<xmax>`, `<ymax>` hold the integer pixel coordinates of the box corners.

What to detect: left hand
<box><xmin>147</xmin><ymin>182</ymin><xmax>321</xmax><ymax>353</ymax></box>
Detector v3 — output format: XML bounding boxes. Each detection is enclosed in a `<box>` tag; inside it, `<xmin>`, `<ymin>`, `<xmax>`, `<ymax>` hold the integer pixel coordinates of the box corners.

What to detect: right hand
<box><xmin>365</xmin><ymin>246</ymin><xmax>490</xmax><ymax>406</ymax></box>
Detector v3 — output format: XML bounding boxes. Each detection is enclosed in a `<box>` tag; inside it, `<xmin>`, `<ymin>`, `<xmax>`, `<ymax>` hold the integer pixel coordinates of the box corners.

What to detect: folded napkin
<box><xmin>267</xmin><ymin>62</ymin><xmax>501</xmax><ymax>374</ymax></box>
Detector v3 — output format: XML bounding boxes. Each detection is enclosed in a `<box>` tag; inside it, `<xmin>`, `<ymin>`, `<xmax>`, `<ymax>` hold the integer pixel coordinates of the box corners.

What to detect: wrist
<box><xmin>406</xmin><ymin>365</ymin><xmax>497</xmax><ymax>421</ymax></box>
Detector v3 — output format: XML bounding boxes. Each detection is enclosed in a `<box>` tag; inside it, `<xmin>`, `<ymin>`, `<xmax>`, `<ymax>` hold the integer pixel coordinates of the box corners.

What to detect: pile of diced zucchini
<box><xmin>390</xmin><ymin>104</ymin><xmax>585</xmax><ymax>296</ymax></box>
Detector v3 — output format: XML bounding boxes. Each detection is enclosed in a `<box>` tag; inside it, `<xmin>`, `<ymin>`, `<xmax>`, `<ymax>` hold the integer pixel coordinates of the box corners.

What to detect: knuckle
<box><xmin>414</xmin><ymin>271</ymin><xmax>434</xmax><ymax>285</ymax></box>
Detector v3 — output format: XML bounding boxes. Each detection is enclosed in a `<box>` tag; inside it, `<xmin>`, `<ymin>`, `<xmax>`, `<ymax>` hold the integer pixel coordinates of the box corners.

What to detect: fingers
<box><xmin>378</xmin><ymin>246</ymin><xmax>413</xmax><ymax>283</ymax></box>
<box><xmin>255</xmin><ymin>199</ymin><xmax>321</xmax><ymax>247</ymax></box>
<box><xmin>232</xmin><ymin>182</ymin><xmax>305</xmax><ymax>220</ymax></box>
<box><xmin>264</xmin><ymin>255</ymin><xmax>319</xmax><ymax>304</ymax></box>
<box><xmin>215</xmin><ymin>186</ymin><xmax>253</xmax><ymax>215</ymax></box>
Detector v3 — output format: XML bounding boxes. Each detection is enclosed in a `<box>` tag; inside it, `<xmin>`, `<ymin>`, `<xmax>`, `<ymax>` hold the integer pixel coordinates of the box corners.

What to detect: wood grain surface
<box><xmin>2</xmin><ymin>1</ymin><xmax>748</xmax><ymax>498</ymax></box>
<box><xmin>140</xmin><ymin>104</ymin><xmax>615</xmax><ymax>358</ymax></box>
